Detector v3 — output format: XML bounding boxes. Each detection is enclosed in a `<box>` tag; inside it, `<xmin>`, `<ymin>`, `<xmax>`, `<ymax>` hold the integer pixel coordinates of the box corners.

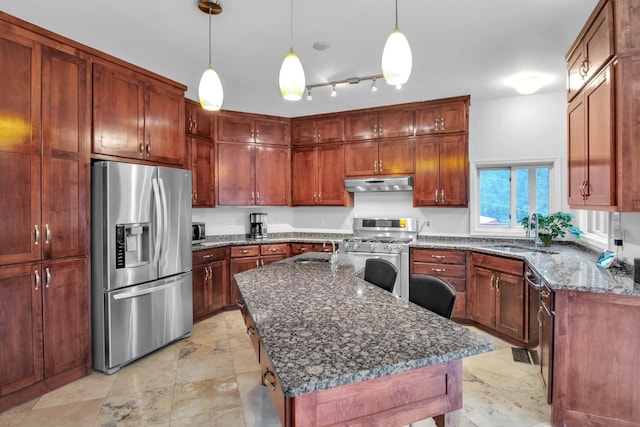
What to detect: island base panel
<box><xmin>285</xmin><ymin>360</ymin><xmax>462</xmax><ymax>426</ymax></box>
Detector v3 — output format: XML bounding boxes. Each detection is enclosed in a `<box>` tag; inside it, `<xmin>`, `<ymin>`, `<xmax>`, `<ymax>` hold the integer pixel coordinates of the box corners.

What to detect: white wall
<box><xmin>194</xmin><ymin>92</ymin><xmax>569</xmax><ymax>236</ymax></box>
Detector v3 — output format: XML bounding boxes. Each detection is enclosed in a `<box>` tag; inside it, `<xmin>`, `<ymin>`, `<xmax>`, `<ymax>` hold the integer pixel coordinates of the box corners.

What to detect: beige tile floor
<box><xmin>0</xmin><ymin>311</ymin><xmax>551</xmax><ymax>427</ymax></box>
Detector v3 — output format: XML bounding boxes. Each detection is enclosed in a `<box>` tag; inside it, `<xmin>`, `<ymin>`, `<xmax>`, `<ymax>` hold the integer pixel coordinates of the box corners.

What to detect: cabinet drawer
<box><xmin>290</xmin><ymin>243</ymin><xmax>314</xmax><ymax>255</ymax></box>
<box><xmin>192</xmin><ymin>247</ymin><xmax>227</xmax><ymax>265</ymax></box>
<box><xmin>413</xmin><ymin>262</ymin><xmax>466</xmax><ymax>279</ymax></box>
<box><xmin>260</xmin><ymin>244</ymin><xmax>288</xmax><ymax>256</ymax></box>
<box><xmin>230</xmin><ymin>245</ymin><xmax>260</xmax><ymax>258</ymax></box>
<box><xmin>472</xmin><ymin>252</ymin><xmax>523</xmax><ymax>276</ymax></box>
<box><xmin>413</xmin><ymin>249</ymin><xmax>466</xmax><ymax>265</ymax></box>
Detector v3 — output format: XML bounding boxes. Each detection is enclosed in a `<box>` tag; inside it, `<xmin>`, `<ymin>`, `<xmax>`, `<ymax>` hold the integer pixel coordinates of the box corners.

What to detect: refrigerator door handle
<box><xmin>151</xmin><ymin>178</ymin><xmax>162</xmax><ymax>267</ymax></box>
<box><xmin>158</xmin><ymin>177</ymin><xmax>169</xmax><ymax>259</ymax></box>
<box><xmin>112</xmin><ymin>279</ymin><xmax>181</xmax><ymax>300</ymax></box>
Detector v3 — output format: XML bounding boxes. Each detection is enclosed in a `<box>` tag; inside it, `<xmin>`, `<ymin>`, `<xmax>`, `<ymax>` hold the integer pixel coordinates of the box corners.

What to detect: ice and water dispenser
<box><xmin>115</xmin><ymin>223</ymin><xmax>151</xmax><ymax>269</ymax></box>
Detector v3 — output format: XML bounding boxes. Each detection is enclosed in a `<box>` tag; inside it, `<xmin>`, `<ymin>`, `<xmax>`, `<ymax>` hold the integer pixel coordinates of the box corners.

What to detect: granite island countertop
<box><xmin>234</xmin><ymin>252</ymin><xmax>495</xmax><ymax>397</ymax></box>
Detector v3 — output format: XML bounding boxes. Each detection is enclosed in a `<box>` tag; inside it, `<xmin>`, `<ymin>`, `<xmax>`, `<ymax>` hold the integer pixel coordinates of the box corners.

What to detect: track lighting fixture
<box><xmin>330</xmin><ymin>84</ymin><xmax>337</xmax><ymax>97</ymax></box>
<box><xmin>305</xmin><ymin>73</ymin><xmax>383</xmax><ymax>100</ymax></box>
<box><xmin>371</xmin><ymin>78</ymin><xmax>378</xmax><ymax>92</ymax></box>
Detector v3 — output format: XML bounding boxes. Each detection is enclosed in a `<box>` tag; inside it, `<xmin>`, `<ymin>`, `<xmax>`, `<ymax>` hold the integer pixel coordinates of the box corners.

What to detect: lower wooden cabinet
<box><xmin>290</xmin><ymin>243</ymin><xmax>336</xmax><ymax>255</ymax></box>
<box><xmin>229</xmin><ymin>244</ymin><xmax>287</xmax><ymax>306</ymax></box>
<box><xmin>0</xmin><ymin>257</ymin><xmax>90</xmax><ymax>410</ymax></box>
<box><xmin>192</xmin><ymin>247</ymin><xmax>229</xmax><ymax>322</ymax></box>
<box><xmin>411</xmin><ymin>248</ymin><xmax>467</xmax><ymax>320</ymax></box>
<box><xmin>470</xmin><ymin>253</ymin><xmax>531</xmax><ymax>344</ymax></box>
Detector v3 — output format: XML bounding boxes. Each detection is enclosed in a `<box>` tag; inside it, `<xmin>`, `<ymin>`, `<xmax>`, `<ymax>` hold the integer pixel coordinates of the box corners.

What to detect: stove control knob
<box><xmin>353</xmin><ymin>243</ymin><xmax>359</xmax><ymax>250</ymax></box>
<box><xmin>344</xmin><ymin>243</ymin><xmax>350</xmax><ymax>250</ymax></box>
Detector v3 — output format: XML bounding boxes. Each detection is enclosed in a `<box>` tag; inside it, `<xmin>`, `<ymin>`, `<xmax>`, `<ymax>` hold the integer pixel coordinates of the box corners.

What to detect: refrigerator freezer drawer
<box><xmin>100</xmin><ymin>273</ymin><xmax>192</xmax><ymax>373</ymax></box>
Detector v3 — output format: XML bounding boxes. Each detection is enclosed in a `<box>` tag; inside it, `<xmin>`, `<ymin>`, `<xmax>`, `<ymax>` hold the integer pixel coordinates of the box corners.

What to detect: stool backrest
<box><xmin>364</xmin><ymin>258</ymin><xmax>398</xmax><ymax>293</ymax></box>
<box><xmin>409</xmin><ymin>274</ymin><xmax>457</xmax><ymax>319</ymax></box>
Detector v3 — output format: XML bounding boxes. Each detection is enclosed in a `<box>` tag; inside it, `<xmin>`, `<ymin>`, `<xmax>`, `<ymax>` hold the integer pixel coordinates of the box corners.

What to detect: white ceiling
<box><xmin>3</xmin><ymin>0</ymin><xmax>599</xmax><ymax>118</ymax></box>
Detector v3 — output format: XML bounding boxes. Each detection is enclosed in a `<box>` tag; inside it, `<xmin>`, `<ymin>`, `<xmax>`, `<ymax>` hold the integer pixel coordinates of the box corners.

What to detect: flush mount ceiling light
<box><xmin>505</xmin><ymin>72</ymin><xmax>552</xmax><ymax>95</ymax></box>
<box><xmin>381</xmin><ymin>0</ymin><xmax>412</xmax><ymax>88</ymax></box>
<box><xmin>279</xmin><ymin>0</ymin><xmax>305</xmax><ymax>101</ymax></box>
<box><xmin>197</xmin><ymin>0</ymin><xmax>224</xmax><ymax>111</ymax></box>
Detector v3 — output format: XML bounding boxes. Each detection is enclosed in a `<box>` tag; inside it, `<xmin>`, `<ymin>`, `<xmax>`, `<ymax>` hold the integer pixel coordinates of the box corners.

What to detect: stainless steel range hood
<box><xmin>344</xmin><ymin>176</ymin><xmax>413</xmax><ymax>192</ymax></box>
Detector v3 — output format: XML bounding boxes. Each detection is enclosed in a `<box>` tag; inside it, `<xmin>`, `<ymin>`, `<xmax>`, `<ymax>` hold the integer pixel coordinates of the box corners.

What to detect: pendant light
<box><xmin>381</xmin><ymin>0</ymin><xmax>412</xmax><ymax>88</ymax></box>
<box><xmin>279</xmin><ymin>0</ymin><xmax>305</xmax><ymax>101</ymax></box>
<box><xmin>198</xmin><ymin>0</ymin><xmax>224</xmax><ymax>111</ymax></box>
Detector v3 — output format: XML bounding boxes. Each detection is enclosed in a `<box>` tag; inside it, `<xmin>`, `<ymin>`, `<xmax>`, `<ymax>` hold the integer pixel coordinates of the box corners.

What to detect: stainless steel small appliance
<box><xmin>342</xmin><ymin>217</ymin><xmax>417</xmax><ymax>301</ymax></box>
<box><xmin>249</xmin><ymin>212</ymin><xmax>267</xmax><ymax>239</ymax></box>
<box><xmin>192</xmin><ymin>222</ymin><xmax>206</xmax><ymax>244</ymax></box>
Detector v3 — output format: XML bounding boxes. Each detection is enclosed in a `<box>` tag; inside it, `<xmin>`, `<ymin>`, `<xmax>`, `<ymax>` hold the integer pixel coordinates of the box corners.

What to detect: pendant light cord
<box><xmin>208</xmin><ymin>6</ymin><xmax>212</xmax><ymax>67</ymax></box>
<box><xmin>395</xmin><ymin>0</ymin><xmax>399</xmax><ymax>29</ymax></box>
<box><xmin>289</xmin><ymin>0</ymin><xmax>294</xmax><ymax>51</ymax></box>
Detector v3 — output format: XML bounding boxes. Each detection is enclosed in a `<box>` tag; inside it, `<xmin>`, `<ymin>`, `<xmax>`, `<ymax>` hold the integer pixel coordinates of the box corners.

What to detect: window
<box><xmin>471</xmin><ymin>160</ymin><xmax>560</xmax><ymax>235</ymax></box>
<box><xmin>574</xmin><ymin>210</ymin><xmax>609</xmax><ymax>248</ymax></box>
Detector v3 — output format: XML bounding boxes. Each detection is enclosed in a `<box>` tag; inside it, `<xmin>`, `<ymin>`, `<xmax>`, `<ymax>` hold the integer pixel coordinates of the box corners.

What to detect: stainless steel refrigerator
<box><xmin>91</xmin><ymin>161</ymin><xmax>193</xmax><ymax>374</ymax></box>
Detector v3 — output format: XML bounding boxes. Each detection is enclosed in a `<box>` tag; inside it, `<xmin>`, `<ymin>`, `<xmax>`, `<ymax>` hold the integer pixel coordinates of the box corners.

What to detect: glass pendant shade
<box><xmin>279</xmin><ymin>50</ymin><xmax>305</xmax><ymax>101</ymax></box>
<box><xmin>381</xmin><ymin>28</ymin><xmax>412</xmax><ymax>86</ymax></box>
<box><xmin>199</xmin><ymin>67</ymin><xmax>224</xmax><ymax>111</ymax></box>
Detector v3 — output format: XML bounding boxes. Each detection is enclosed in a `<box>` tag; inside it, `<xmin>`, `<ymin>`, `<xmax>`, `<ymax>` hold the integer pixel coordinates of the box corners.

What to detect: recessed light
<box><xmin>313</xmin><ymin>41</ymin><xmax>331</xmax><ymax>51</ymax></box>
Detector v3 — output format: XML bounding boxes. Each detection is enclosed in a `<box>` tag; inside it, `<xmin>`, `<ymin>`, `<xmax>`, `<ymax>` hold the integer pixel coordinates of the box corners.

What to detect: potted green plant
<box><xmin>519</xmin><ymin>211</ymin><xmax>583</xmax><ymax>247</ymax></box>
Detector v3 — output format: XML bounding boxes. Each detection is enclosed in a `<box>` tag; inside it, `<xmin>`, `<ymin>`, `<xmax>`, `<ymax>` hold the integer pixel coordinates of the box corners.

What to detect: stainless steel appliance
<box><xmin>91</xmin><ymin>161</ymin><xmax>193</xmax><ymax>374</ymax></box>
<box><xmin>344</xmin><ymin>176</ymin><xmax>413</xmax><ymax>192</ymax></box>
<box><xmin>249</xmin><ymin>212</ymin><xmax>268</xmax><ymax>239</ymax></box>
<box><xmin>342</xmin><ymin>218</ymin><xmax>417</xmax><ymax>301</ymax></box>
<box><xmin>192</xmin><ymin>222</ymin><xmax>206</xmax><ymax>244</ymax></box>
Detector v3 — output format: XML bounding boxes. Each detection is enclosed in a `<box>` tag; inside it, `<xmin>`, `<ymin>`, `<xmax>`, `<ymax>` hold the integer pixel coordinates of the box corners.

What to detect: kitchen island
<box><xmin>234</xmin><ymin>253</ymin><xmax>494</xmax><ymax>427</ymax></box>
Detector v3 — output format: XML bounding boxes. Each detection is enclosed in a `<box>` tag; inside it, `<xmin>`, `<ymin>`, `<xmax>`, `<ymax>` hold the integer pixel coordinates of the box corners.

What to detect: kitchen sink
<box><xmin>293</xmin><ymin>258</ymin><xmax>330</xmax><ymax>264</ymax></box>
<box><xmin>482</xmin><ymin>244</ymin><xmax>559</xmax><ymax>255</ymax></box>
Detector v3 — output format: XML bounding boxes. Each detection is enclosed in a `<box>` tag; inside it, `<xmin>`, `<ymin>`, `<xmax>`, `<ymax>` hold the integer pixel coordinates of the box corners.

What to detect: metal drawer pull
<box><xmin>431</xmin><ymin>255</ymin><xmax>446</xmax><ymax>259</ymax></box>
<box><xmin>262</xmin><ymin>368</ymin><xmax>277</xmax><ymax>391</ymax></box>
<box><xmin>490</xmin><ymin>274</ymin><xmax>494</xmax><ymax>290</ymax></box>
<box><xmin>45</xmin><ymin>267</ymin><xmax>51</xmax><ymax>288</ymax></box>
<box><xmin>203</xmin><ymin>254</ymin><xmax>213</xmax><ymax>259</ymax></box>
<box><xmin>240</xmin><ymin>250</ymin><xmax>250</xmax><ymax>254</ymax></box>
<box><xmin>269</xmin><ymin>247</ymin><xmax>278</xmax><ymax>252</ymax></box>
<box><xmin>34</xmin><ymin>225</ymin><xmax>40</xmax><ymax>245</ymax></box>
<box><xmin>495</xmin><ymin>276</ymin><xmax>500</xmax><ymax>291</ymax></box>
<box><xmin>45</xmin><ymin>224</ymin><xmax>51</xmax><ymax>245</ymax></box>
<box><xmin>246</xmin><ymin>326</ymin><xmax>256</xmax><ymax>337</ymax></box>
<box><xmin>435</xmin><ymin>190</ymin><xmax>439</xmax><ymax>202</ymax></box>
<box><xmin>431</xmin><ymin>268</ymin><xmax>446</xmax><ymax>273</ymax></box>
<box><xmin>541</xmin><ymin>290</ymin><xmax>550</xmax><ymax>299</ymax></box>
<box><xmin>237</xmin><ymin>299</ymin><xmax>244</xmax><ymax>308</ymax></box>
<box><xmin>34</xmin><ymin>270</ymin><xmax>40</xmax><ymax>291</ymax></box>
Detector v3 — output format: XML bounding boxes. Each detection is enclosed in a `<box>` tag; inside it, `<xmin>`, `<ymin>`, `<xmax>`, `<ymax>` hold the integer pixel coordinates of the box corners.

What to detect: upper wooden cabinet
<box><xmin>292</xmin><ymin>117</ymin><xmax>345</xmax><ymax>145</ymax></box>
<box><xmin>185</xmin><ymin>99</ymin><xmax>214</xmax><ymax>139</ymax></box>
<box><xmin>344</xmin><ymin>139</ymin><xmax>414</xmax><ymax>177</ymax></box>
<box><xmin>93</xmin><ymin>61</ymin><xmax>186</xmax><ymax>166</ymax></box>
<box><xmin>189</xmin><ymin>136</ymin><xmax>216</xmax><ymax>207</ymax></box>
<box><xmin>217</xmin><ymin>111</ymin><xmax>289</xmax><ymax>145</ymax></box>
<box><xmin>346</xmin><ymin>109</ymin><xmax>414</xmax><ymax>141</ymax></box>
<box><xmin>415</xmin><ymin>100</ymin><xmax>469</xmax><ymax>135</ymax></box>
<box><xmin>292</xmin><ymin>144</ymin><xmax>349</xmax><ymax>206</ymax></box>
<box><xmin>414</xmin><ymin>135</ymin><xmax>468</xmax><ymax>207</ymax></box>
<box><xmin>566</xmin><ymin>1</ymin><xmax>614</xmax><ymax>101</ymax></box>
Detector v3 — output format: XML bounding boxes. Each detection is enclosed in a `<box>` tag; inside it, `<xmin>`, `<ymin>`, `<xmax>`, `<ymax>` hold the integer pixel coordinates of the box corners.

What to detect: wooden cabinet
<box><xmin>415</xmin><ymin>100</ymin><xmax>469</xmax><ymax>135</ymax></box>
<box><xmin>192</xmin><ymin>247</ymin><xmax>229</xmax><ymax>322</ymax></box>
<box><xmin>539</xmin><ymin>280</ymin><xmax>554</xmax><ymax>405</ymax></box>
<box><xmin>292</xmin><ymin>144</ymin><xmax>349</xmax><ymax>206</ymax></box>
<box><xmin>189</xmin><ymin>136</ymin><xmax>216</xmax><ymax>207</ymax></box>
<box><xmin>229</xmin><ymin>244</ymin><xmax>287</xmax><ymax>306</ymax></box>
<box><xmin>92</xmin><ymin>61</ymin><xmax>186</xmax><ymax>166</ymax></box>
<box><xmin>344</xmin><ymin>139</ymin><xmax>414</xmax><ymax>177</ymax></box>
<box><xmin>0</xmin><ymin>258</ymin><xmax>89</xmax><ymax>402</ymax></box>
<box><xmin>346</xmin><ymin>109</ymin><xmax>414</xmax><ymax>141</ymax></box>
<box><xmin>567</xmin><ymin>64</ymin><xmax>615</xmax><ymax>208</ymax></box>
<box><xmin>470</xmin><ymin>253</ymin><xmax>527</xmax><ymax>342</ymax></box>
<box><xmin>185</xmin><ymin>99</ymin><xmax>214</xmax><ymax>139</ymax></box>
<box><xmin>292</xmin><ymin>117</ymin><xmax>344</xmax><ymax>145</ymax></box>
<box><xmin>411</xmin><ymin>249</ymin><xmax>467</xmax><ymax>320</ymax></box>
<box><xmin>217</xmin><ymin>111</ymin><xmax>289</xmax><ymax>145</ymax></box>
<box><xmin>217</xmin><ymin>143</ymin><xmax>290</xmax><ymax>205</ymax></box>
<box><xmin>566</xmin><ymin>1</ymin><xmax>614</xmax><ymax>101</ymax></box>
<box><xmin>414</xmin><ymin>135</ymin><xmax>468</xmax><ymax>207</ymax></box>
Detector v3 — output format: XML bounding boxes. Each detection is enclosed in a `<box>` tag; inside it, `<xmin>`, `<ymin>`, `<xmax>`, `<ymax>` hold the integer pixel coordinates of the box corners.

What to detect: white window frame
<box><xmin>470</xmin><ymin>158</ymin><xmax>562</xmax><ymax>237</ymax></box>
<box><xmin>573</xmin><ymin>210</ymin><xmax>609</xmax><ymax>250</ymax></box>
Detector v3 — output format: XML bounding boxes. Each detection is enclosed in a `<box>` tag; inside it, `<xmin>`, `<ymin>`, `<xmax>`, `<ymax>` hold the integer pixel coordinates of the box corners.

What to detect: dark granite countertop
<box><xmin>234</xmin><ymin>252</ymin><xmax>495</xmax><ymax>397</ymax></box>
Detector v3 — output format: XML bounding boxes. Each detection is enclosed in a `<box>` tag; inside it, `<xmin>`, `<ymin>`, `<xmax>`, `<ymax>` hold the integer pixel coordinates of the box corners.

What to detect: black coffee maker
<box><xmin>249</xmin><ymin>213</ymin><xmax>267</xmax><ymax>239</ymax></box>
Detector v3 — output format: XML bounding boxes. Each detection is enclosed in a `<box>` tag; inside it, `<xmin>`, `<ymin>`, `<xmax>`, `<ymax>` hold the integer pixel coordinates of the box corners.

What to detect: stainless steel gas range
<box><xmin>342</xmin><ymin>218</ymin><xmax>417</xmax><ymax>301</ymax></box>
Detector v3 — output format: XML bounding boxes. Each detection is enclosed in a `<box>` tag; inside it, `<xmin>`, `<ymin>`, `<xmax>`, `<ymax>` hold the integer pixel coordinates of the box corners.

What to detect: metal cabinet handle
<box><xmin>203</xmin><ymin>254</ymin><xmax>213</xmax><ymax>259</ymax></box>
<box><xmin>261</xmin><ymin>259</ymin><xmax>265</xmax><ymax>266</ymax></box>
<box><xmin>313</xmin><ymin>192</ymin><xmax>317</xmax><ymax>202</ymax></box>
<box><xmin>262</xmin><ymin>368</ymin><xmax>277</xmax><ymax>391</ymax></box>
<box><xmin>193</xmin><ymin>120</ymin><xmax>198</xmax><ymax>133</ymax></box>
<box><xmin>495</xmin><ymin>276</ymin><xmax>500</xmax><ymax>291</ymax></box>
<box><xmin>435</xmin><ymin>190</ymin><xmax>439</xmax><ymax>203</ymax></box>
<box><xmin>441</xmin><ymin>117</ymin><xmax>445</xmax><ymax>131</ymax></box>
<box><xmin>579</xmin><ymin>60</ymin><xmax>589</xmax><ymax>78</ymax></box>
<box><xmin>490</xmin><ymin>274</ymin><xmax>494</xmax><ymax>290</ymax></box>
<box><xmin>237</xmin><ymin>299</ymin><xmax>245</xmax><ymax>308</ymax></box>
<box><xmin>34</xmin><ymin>269</ymin><xmax>40</xmax><ymax>291</ymax></box>
<box><xmin>379</xmin><ymin>160</ymin><xmax>382</xmax><ymax>172</ymax></box>
<box><xmin>537</xmin><ymin>306</ymin><xmax>543</xmax><ymax>326</ymax></box>
<box><xmin>318</xmin><ymin>192</ymin><xmax>322</xmax><ymax>202</ymax></box>
<box><xmin>146</xmin><ymin>141</ymin><xmax>151</xmax><ymax>157</ymax></box>
<box><xmin>431</xmin><ymin>255</ymin><xmax>446</xmax><ymax>260</ymax></box>
<box><xmin>45</xmin><ymin>224</ymin><xmax>51</xmax><ymax>245</ymax></box>
<box><xmin>432</xmin><ymin>268</ymin><xmax>446</xmax><ymax>273</ymax></box>
<box><xmin>541</xmin><ymin>290</ymin><xmax>550</xmax><ymax>299</ymax></box>
<box><xmin>378</xmin><ymin>124</ymin><xmax>382</xmax><ymax>136</ymax></box>
<box><xmin>269</xmin><ymin>247</ymin><xmax>278</xmax><ymax>252</ymax></box>
<box><xmin>373</xmin><ymin>124</ymin><xmax>378</xmax><ymax>136</ymax></box>
<box><xmin>255</xmin><ymin>130</ymin><xmax>260</xmax><ymax>141</ymax></box>
<box><xmin>251</xmin><ymin>192</ymin><xmax>255</xmax><ymax>203</ymax></box>
<box><xmin>251</xmin><ymin>130</ymin><xmax>255</xmax><ymax>141</ymax></box>
<box><xmin>256</xmin><ymin>259</ymin><xmax>260</xmax><ymax>268</ymax></box>
<box><xmin>441</xmin><ymin>189</ymin><xmax>445</xmax><ymax>203</ymax></box>
<box><xmin>373</xmin><ymin>160</ymin><xmax>377</xmax><ymax>173</ymax></box>
<box><xmin>187</xmin><ymin>117</ymin><xmax>193</xmax><ymax>133</ymax></box>
<box><xmin>256</xmin><ymin>192</ymin><xmax>260</xmax><ymax>203</ymax></box>
<box><xmin>240</xmin><ymin>249</ymin><xmax>250</xmax><ymax>254</ymax></box>
<box><xmin>299</xmin><ymin>247</ymin><xmax>308</xmax><ymax>252</ymax></box>
<box><xmin>34</xmin><ymin>225</ymin><xmax>40</xmax><ymax>245</ymax></box>
<box><xmin>45</xmin><ymin>267</ymin><xmax>51</xmax><ymax>288</ymax></box>
<box><xmin>246</xmin><ymin>325</ymin><xmax>256</xmax><ymax>337</ymax></box>
<box><xmin>139</xmin><ymin>142</ymin><xmax>144</xmax><ymax>154</ymax></box>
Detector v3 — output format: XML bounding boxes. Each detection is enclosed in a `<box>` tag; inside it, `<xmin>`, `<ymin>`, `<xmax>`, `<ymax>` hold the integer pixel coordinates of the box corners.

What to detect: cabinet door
<box><xmin>209</xmin><ymin>258</ymin><xmax>228</xmax><ymax>312</ymax></box>
<box><xmin>317</xmin><ymin>144</ymin><xmax>345</xmax><ymax>205</ymax></box>
<box><xmin>567</xmin><ymin>46</ymin><xmax>586</xmax><ymax>101</ymax></box>
<box><xmin>291</xmin><ymin>146</ymin><xmax>317</xmax><ymax>206</ymax></box>
<box><xmin>192</xmin><ymin>263</ymin><xmax>209</xmax><ymax>321</ymax></box>
<box><xmin>471</xmin><ymin>266</ymin><xmax>495</xmax><ymax>329</ymax></box>
<box><xmin>317</xmin><ymin>117</ymin><xmax>345</xmax><ymax>143</ymax></box>
<box><xmin>344</xmin><ymin>141</ymin><xmax>378</xmax><ymax>176</ymax></box>
<box><xmin>582</xmin><ymin>2</ymin><xmax>613</xmax><ymax>84</ymax></box>
<box><xmin>495</xmin><ymin>272</ymin><xmax>525</xmax><ymax>340</ymax></box>
<box><xmin>0</xmin><ymin>35</ymin><xmax>42</xmax><ymax>265</ymax></box>
<box><xmin>438</xmin><ymin>103</ymin><xmax>468</xmax><ymax>134</ymax></box>
<box><xmin>42</xmin><ymin>258</ymin><xmax>89</xmax><ymax>378</ymax></box>
<box><xmin>255</xmin><ymin>120</ymin><xmax>289</xmax><ymax>146</ymax></box>
<box><xmin>378</xmin><ymin>139</ymin><xmax>414</xmax><ymax>175</ymax></box>
<box><xmin>346</xmin><ymin>113</ymin><xmax>378</xmax><ymax>141</ymax></box>
<box><xmin>0</xmin><ymin>263</ymin><xmax>44</xmax><ymax>396</ymax></box>
<box><xmin>230</xmin><ymin>257</ymin><xmax>259</xmax><ymax>306</ymax></box>
<box><xmin>292</xmin><ymin>119</ymin><xmax>317</xmax><ymax>145</ymax></box>
<box><xmin>217</xmin><ymin>143</ymin><xmax>254</xmax><ymax>205</ymax></box>
<box><xmin>415</xmin><ymin>105</ymin><xmax>440</xmax><ymax>135</ymax></box>
<box><xmin>145</xmin><ymin>82</ymin><xmax>185</xmax><ymax>165</ymax></box>
<box><xmin>567</xmin><ymin>94</ymin><xmax>587</xmax><ymax>206</ymax></box>
<box><xmin>41</xmin><ymin>46</ymin><xmax>89</xmax><ymax>260</ymax></box>
<box><xmin>255</xmin><ymin>145</ymin><xmax>289</xmax><ymax>205</ymax></box>
<box><xmin>378</xmin><ymin>109</ymin><xmax>414</xmax><ymax>139</ymax></box>
<box><xmin>185</xmin><ymin>100</ymin><xmax>213</xmax><ymax>138</ymax></box>
<box><xmin>439</xmin><ymin>135</ymin><xmax>468</xmax><ymax>206</ymax></box>
<box><xmin>414</xmin><ymin>137</ymin><xmax>440</xmax><ymax>206</ymax></box>
<box><xmin>92</xmin><ymin>62</ymin><xmax>145</xmax><ymax>159</ymax></box>
<box><xmin>191</xmin><ymin>137</ymin><xmax>215</xmax><ymax>207</ymax></box>
<box><xmin>217</xmin><ymin>113</ymin><xmax>254</xmax><ymax>143</ymax></box>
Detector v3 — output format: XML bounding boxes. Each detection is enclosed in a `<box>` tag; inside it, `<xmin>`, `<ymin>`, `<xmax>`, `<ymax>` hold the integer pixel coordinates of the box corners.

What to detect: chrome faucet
<box><xmin>323</xmin><ymin>240</ymin><xmax>339</xmax><ymax>264</ymax></box>
<box><xmin>527</xmin><ymin>213</ymin><xmax>543</xmax><ymax>247</ymax></box>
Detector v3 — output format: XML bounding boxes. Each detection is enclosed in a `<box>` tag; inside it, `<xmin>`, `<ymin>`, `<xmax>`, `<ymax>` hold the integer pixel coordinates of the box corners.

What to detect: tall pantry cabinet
<box><xmin>0</xmin><ymin>17</ymin><xmax>90</xmax><ymax>411</ymax></box>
